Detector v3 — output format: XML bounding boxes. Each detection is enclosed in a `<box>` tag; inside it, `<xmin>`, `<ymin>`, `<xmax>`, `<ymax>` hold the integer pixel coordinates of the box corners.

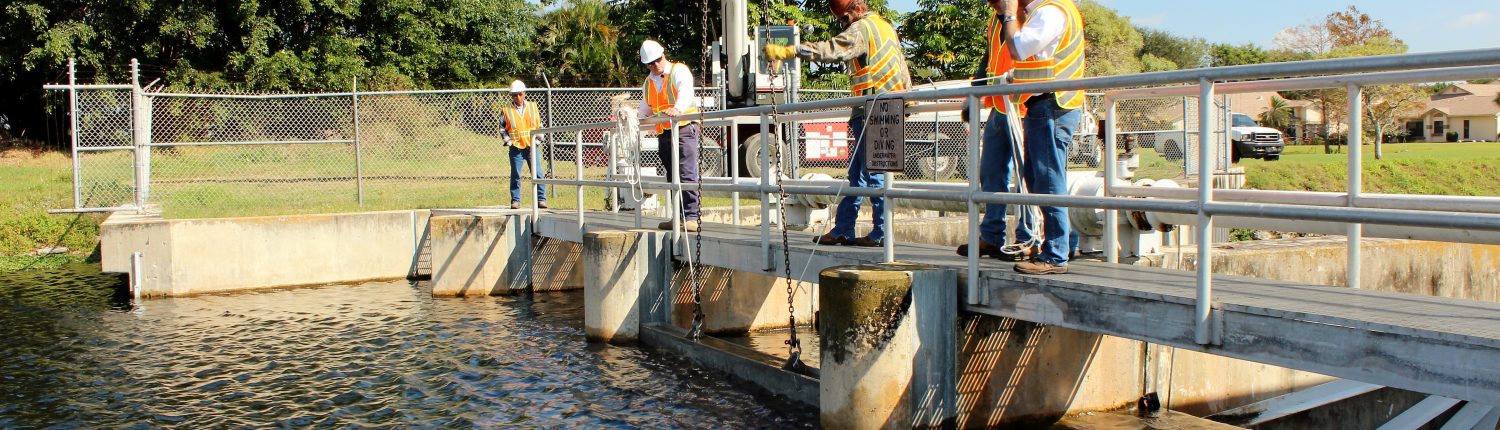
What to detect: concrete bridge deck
<box><xmin>534</xmin><ymin>210</ymin><xmax>1500</xmax><ymax>406</ymax></box>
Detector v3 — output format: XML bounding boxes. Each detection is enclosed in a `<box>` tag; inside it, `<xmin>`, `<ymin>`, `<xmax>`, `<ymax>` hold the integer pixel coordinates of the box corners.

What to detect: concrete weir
<box><xmin>98</xmin><ymin>209</ymin><xmax>1500</xmax><ymax>428</ymax></box>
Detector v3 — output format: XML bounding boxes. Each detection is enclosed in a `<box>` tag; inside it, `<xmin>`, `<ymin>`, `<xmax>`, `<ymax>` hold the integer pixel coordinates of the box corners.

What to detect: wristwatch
<box><xmin>1000</xmin><ymin>14</ymin><xmax>1016</xmax><ymax>24</ymax></box>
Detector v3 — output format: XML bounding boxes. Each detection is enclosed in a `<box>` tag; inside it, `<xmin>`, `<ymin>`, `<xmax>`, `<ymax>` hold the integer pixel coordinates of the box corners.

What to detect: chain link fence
<box><xmin>61</xmin><ymin>81</ymin><xmax>1227</xmax><ymax>218</ymax></box>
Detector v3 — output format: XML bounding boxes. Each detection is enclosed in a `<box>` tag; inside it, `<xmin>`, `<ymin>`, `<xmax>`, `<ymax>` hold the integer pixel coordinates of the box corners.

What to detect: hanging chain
<box><xmin>771</xmin><ymin>115</ymin><xmax>805</xmax><ymax>372</ymax></box>
<box><xmin>686</xmin><ymin>126</ymin><xmax>708</xmax><ymax>340</ymax></box>
<box><xmin>700</xmin><ymin>0</ymin><xmax>711</xmax><ymax>84</ymax></box>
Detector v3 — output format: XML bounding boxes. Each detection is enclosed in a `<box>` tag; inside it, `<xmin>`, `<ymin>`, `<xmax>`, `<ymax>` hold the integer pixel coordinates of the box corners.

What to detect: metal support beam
<box><xmin>1377</xmin><ymin>396</ymin><xmax>1462</xmax><ymax>430</ymax></box>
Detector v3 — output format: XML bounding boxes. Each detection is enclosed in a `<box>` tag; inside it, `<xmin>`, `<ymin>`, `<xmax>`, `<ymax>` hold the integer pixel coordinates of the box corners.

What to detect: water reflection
<box><xmin>0</xmin><ymin>266</ymin><xmax>814</xmax><ymax>428</ymax></box>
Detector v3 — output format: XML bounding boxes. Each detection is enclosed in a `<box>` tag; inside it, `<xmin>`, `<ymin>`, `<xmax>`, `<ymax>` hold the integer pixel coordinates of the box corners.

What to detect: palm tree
<box><xmin>537</xmin><ymin>0</ymin><xmax>632</xmax><ymax>87</ymax></box>
<box><xmin>1259</xmin><ymin>96</ymin><xmax>1295</xmax><ymax>132</ymax></box>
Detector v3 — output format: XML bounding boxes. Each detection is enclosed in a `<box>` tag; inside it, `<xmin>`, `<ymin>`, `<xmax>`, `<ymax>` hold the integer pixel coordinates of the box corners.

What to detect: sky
<box><xmin>884</xmin><ymin>0</ymin><xmax>1500</xmax><ymax>54</ymax></box>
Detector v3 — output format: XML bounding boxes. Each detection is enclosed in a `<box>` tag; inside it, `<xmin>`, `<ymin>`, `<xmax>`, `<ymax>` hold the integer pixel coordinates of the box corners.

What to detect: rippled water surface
<box><xmin>0</xmin><ymin>265</ymin><xmax>815</xmax><ymax>428</ymax></box>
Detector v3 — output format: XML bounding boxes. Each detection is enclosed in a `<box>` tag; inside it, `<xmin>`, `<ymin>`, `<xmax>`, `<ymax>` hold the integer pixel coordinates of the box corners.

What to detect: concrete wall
<box><xmin>101</xmin><ymin>210</ymin><xmax>425</xmax><ymax>297</ymax></box>
<box><xmin>954</xmin><ymin>316</ymin><xmax>1141</xmax><ymax>428</ymax></box>
<box><xmin>1147</xmin><ymin>236</ymin><xmax>1500</xmax><ymax>303</ymax></box>
<box><xmin>669</xmin><ymin>265</ymin><xmax>816</xmax><ymax>335</ymax></box>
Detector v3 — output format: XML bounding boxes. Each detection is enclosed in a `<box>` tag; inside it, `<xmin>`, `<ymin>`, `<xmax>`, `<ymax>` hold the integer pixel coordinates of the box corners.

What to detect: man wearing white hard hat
<box><xmin>638</xmin><ymin>39</ymin><xmax>703</xmax><ymax>232</ymax></box>
<box><xmin>500</xmin><ymin>80</ymin><xmax>548</xmax><ymax>209</ymax></box>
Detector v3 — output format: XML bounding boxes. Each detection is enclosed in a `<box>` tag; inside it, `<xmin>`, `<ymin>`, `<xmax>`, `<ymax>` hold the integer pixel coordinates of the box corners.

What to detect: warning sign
<box><xmin>864</xmin><ymin>97</ymin><xmax>905</xmax><ymax>172</ymax></box>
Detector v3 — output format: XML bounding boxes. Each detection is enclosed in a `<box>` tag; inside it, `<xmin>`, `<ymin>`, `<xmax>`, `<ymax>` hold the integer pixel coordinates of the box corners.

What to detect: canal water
<box><xmin>0</xmin><ymin>265</ymin><xmax>816</xmax><ymax>428</ymax></box>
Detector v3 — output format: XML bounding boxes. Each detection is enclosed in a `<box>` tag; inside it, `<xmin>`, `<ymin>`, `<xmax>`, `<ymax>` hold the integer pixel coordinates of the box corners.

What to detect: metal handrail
<box><xmin>524</xmin><ymin>48</ymin><xmax>1500</xmax><ymax>348</ymax></box>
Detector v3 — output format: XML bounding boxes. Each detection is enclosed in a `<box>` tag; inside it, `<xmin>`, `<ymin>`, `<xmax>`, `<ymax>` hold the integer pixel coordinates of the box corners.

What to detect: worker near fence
<box><xmin>764</xmin><ymin>0</ymin><xmax>911</xmax><ymax>247</ymax></box>
<box><xmin>500</xmin><ymin>80</ymin><xmax>548</xmax><ymax>210</ymax></box>
<box><xmin>638</xmin><ymin>40</ymin><xmax>704</xmax><ymax>232</ymax></box>
<box><xmin>957</xmin><ymin>0</ymin><xmax>1035</xmax><ymax>262</ymax></box>
<box><xmin>993</xmin><ymin>0</ymin><xmax>1087</xmax><ymax>275</ymax></box>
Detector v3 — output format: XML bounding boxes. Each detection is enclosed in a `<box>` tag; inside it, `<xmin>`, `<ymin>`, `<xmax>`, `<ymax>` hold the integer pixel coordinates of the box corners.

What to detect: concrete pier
<box><xmin>430</xmin><ymin>213</ymin><xmax>532</xmax><ymax>297</ymax></box>
<box><xmin>583</xmin><ymin>229</ymin><xmax>668</xmax><ymax>343</ymax></box>
<box><xmin>819</xmin><ymin>263</ymin><xmax>957</xmax><ymax>430</ymax></box>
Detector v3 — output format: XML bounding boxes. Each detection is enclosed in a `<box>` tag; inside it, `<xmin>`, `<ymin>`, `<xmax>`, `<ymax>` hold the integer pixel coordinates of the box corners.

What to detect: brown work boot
<box><xmin>956</xmin><ymin>240</ymin><xmax>1001</xmax><ymax>258</ymax></box>
<box><xmin>812</xmin><ymin>233</ymin><xmax>847</xmax><ymax>246</ymax></box>
<box><xmin>1014</xmin><ymin>259</ymin><xmax>1068</xmax><ymax>275</ymax></box>
<box><xmin>537</xmin><ymin>201</ymin><xmax>549</xmax><ymax>209</ymax></box>
<box><xmin>847</xmin><ymin>237</ymin><xmax>883</xmax><ymax>247</ymax></box>
<box><xmin>999</xmin><ymin>245</ymin><xmax>1034</xmax><ymax>262</ymax></box>
<box><xmin>510</xmin><ymin>201</ymin><xmax>521</xmax><ymax>209</ymax></box>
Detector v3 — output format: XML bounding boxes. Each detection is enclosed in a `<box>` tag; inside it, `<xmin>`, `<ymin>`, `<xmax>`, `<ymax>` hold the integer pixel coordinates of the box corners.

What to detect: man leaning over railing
<box><xmin>638</xmin><ymin>40</ymin><xmax>704</xmax><ymax>232</ymax></box>
<box><xmin>765</xmin><ymin>0</ymin><xmax>911</xmax><ymax>248</ymax></box>
<box><xmin>993</xmin><ymin>0</ymin><xmax>1087</xmax><ymax>275</ymax></box>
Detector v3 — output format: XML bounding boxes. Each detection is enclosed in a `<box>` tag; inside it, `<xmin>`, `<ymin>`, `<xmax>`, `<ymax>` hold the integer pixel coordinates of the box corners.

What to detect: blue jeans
<box><xmin>1023</xmin><ymin>99</ymin><xmax>1081</xmax><ymax>265</ymax></box>
<box><xmin>978</xmin><ymin>110</ymin><xmax>1034</xmax><ymax>247</ymax></box>
<box><xmin>656</xmin><ymin>124</ymin><xmax>702</xmax><ymax>221</ymax></box>
<box><xmin>829</xmin><ymin>117</ymin><xmax>886</xmax><ymax>242</ymax></box>
<box><xmin>509</xmin><ymin>146</ymin><xmax>545</xmax><ymax>203</ymax></box>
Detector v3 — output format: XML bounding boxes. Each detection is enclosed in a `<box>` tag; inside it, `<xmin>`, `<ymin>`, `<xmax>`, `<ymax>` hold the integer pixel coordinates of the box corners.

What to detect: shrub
<box><xmin>1447</xmin><ymin>131</ymin><xmax>1459</xmax><ymax>142</ymax></box>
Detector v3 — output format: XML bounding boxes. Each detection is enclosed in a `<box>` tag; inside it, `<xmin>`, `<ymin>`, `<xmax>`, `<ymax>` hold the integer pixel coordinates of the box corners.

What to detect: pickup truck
<box><xmin>1154</xmin><ymin>113</ymin><xmax>1284</xmax><ymax>163</ymax></box>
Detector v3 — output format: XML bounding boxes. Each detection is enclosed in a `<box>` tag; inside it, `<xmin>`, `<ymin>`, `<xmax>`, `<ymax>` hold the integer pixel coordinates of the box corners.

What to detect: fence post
<box><xmin>1194</xmin><ymin>78</ymin><xmax>1216</xmax><ymax>346</ymax></box>
<box><xmin>544</xmin><ymin>76</ymin><xmax>556</xmax><ymax>201</ymax></box>
<box><xmin>882</xmin><ymin>170</ymin><xmax>894</xmax><ymax>263</ymax></box>
<box><xmin>130</xmin><ymin>59</ymin><xmax>152</xmax><ymax>212</ymax></box>
<box><xmin>353</xmin><ymin>76</ymin><xmax>364</xmax><ymax>207</ymax></box>
<box><xmin>1346</xmin><ymin>84</ymin><xmax>1363</xmax><ymax>290</ymax></box>
<box><xmin>68</xmin><ymin>59</ymin><xmax>81</xmax><ymax>209</ymax></box>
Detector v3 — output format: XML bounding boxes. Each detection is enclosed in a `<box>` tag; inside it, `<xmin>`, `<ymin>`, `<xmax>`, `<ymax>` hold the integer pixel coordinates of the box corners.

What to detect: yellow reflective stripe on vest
<box><xmin>1011</xmin><ymin>0</ymin><xmax>1085</xmax><ymax>110</ymax></box>
<box><xmin>503</xmin><ymin>104</ymin><xmax>538</xmax><ymax>149</ymax></box>
<box><xmin>644</xmin><ymin>62</ymin><xmax>701</xmax><ymax>133</ymax></box>
<box><xmin>849</xmin><ymin>14</ymin><xmax>909</xmax><ymax>97</ymax></box>
<box><xmin>981</xmin><ymin>12</ymin><xmax>1027</xmax><ymax>114</ymax></box>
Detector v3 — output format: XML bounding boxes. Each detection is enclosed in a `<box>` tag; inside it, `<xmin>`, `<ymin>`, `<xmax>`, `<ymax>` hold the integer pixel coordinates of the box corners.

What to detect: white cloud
<box><xmin>1456</xmin><ymin>11</ymin><xmax>1491</xmax><ymax>28</ymax></box>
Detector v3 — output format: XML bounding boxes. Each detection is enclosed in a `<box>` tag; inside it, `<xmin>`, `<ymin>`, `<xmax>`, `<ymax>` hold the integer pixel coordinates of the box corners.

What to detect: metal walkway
<box><xmin>534</xmin><ymin>210</ymin><xmax>1500</xmax><ymax>406</ymax></box>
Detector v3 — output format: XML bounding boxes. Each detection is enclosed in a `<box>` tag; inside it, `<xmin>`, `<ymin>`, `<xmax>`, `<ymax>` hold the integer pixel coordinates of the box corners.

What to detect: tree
<box><xmin>902</xmin><ymin>0</ymin><xmax>989</xmax><ymax>80</ymax></box>
<box><xmin>1273</xmin><ymin>22</ymin><xmax>1332</xmax><ymax>55</ymax></box>
<box><xmin>537</xmin><ymin>0</ymin><xmax>632</xmax><ymax>87</ymax></box>
<box><xmin>1362</xmin><ymin>84</ymin><xmax>1426</xmax><ymax>157</ymax></box>
<box><xmin>1325</xmin><ymin>5</ymin><xmax>1402</xmax><ymax>49</ymax></box>
<box><xmin>2</xmin><ymin>0</ymin><xmax>542</xmax><ymax>147</ymax></box>
<box><xmin>1139</xmin><ymin>28</ymin><xmax>1207</xmax><ymax>69</ymax></box>
<box><xmin>1078</xmin><ymin>0</ymin><xmax>1142</xmax><ymax>76</ymax></box>
<box><xmin>1260</xmin><ymin>96</ymin><xmax>1294</xmax><ymax>131</ymax></box>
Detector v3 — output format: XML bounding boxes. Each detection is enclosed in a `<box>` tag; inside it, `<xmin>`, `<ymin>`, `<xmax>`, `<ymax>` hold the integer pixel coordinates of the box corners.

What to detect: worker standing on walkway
<box><xmin>957</xmin><ymin>0</ymin><xmax>1036</xmax><ymax>261</ymax></box>
<box><xmin>500</xmin><ymin>80</ymin><xmax>548</xmax><ymax>210</ymax></box>
<box><xmin>764</xmin><ymin>0</ymin><xmax>911</xmax><ymax>247</ymax></box>
<box><xmin>639</xmin><ymin>40</ymin><xmax>704</xmax><ymax>232</ymax></box>
<box><xmin>993</xmin><ymin>0</ymin><xmax>1087</xmax><ymax>275</ymax></box>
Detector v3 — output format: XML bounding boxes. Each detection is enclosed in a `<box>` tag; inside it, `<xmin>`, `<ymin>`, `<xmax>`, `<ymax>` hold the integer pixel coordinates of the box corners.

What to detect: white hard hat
<box><xmin>508</xmin><ymin>80</ymin><xmax>527</xmax><ymax>93</ymax></box>
<box><xmin>640</xmin><ymin>40</ymin><xmax>664</xmax><ymax>64</ymax></box>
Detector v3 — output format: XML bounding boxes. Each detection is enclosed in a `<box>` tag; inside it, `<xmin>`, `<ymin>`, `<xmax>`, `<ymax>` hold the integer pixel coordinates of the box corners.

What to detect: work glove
<box><xmin>764</xmin><ymin>44</ymin><xmax>797</xmax><ymax>61</ymax></box>
<box><xmin>503</xmin><ymin>136</ymin><xmax>515</xmax><ymax>147</ymax></box>
<box><xmin>960</xmin><ymin>99</ymin><xmax>972</xmax><ymax>124</ymax></box>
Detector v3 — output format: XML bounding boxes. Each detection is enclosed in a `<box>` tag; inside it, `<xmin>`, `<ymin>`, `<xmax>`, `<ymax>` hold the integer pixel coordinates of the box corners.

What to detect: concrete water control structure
<box><xmin>88</xmin><ymin>48</ymin><xmax>1500</xmax><ymax>428</ymax></box>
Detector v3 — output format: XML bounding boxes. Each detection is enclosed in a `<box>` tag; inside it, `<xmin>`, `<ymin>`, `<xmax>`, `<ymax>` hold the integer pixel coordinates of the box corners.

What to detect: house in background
<box><xmin>1411</xmin><ymin>83</ymin><xmax>1500</xmax><ymax>142</ymax></box>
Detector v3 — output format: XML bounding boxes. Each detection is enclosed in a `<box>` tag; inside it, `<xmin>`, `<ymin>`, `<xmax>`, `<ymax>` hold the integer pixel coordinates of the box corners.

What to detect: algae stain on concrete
<box><xmin>818</xmin><ymin>265</ymin><xmax>913</xmax><ymax>364</ymax></box>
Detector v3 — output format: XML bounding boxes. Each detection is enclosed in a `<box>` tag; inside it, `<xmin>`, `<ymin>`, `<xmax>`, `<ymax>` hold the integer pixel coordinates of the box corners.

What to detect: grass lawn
<box><xmin>4</xmin><ymin>141</ymin><xmax>1498</xmax><ymax>271</ymax></box>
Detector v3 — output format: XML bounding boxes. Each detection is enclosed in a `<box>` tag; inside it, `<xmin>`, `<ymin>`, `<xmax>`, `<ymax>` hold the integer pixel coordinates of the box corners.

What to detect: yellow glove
<box><xmin>764</xmin><ymin>44</ymin><xmax>797</xmax><ymax>61</ymax></box>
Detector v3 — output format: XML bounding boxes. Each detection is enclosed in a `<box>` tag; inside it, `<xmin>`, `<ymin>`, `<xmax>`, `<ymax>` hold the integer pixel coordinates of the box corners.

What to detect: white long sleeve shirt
<box><xmin>637</xmin><ymin>62</ymin><xmax>697</xmax><ymax>119</ymax></box>
<box><xmin>1012</xmin><ymin>2</ymin><xmax>1067</xmax><ymax>61</ymax></box>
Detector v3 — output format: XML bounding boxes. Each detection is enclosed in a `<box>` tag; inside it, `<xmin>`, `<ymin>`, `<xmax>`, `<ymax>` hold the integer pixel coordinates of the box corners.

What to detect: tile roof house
<box><xmin>1411</xmin><ymin>84</ymin><xmax>1500</xmax><ymax>142</ymax></box>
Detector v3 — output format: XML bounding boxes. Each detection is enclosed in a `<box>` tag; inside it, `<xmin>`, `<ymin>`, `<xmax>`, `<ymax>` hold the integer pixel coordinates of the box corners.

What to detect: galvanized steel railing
<box><xmin>530</xmin><ymin>48</ymin><xmax>1500</xmax><ymax>346</ymax></box>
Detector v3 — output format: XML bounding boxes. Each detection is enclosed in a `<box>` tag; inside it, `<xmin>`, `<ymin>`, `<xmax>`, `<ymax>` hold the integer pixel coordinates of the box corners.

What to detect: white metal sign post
<box><xmin>864</xmin><ymin>98</ymin><xmax>906</xmax><ymax>172</ymax></box>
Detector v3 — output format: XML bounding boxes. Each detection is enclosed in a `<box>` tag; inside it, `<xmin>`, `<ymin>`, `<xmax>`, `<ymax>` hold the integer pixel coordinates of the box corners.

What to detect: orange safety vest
<box><xmin>1010</xmin><ymin>0</ymin><xmax>1087</xmax><ymax>111</ymax></box>
<box><xmin>643</xmin><ymin>61</ymin><xmax>701</xmax><ymax>133</ymax></box>
<box><xmin>849</xmin><ymin>14</ymin><xmax>910</xmax><ymax>97</ymax></box>
<box><xmin>981</xmin><ymin>11</ymin><xmax>1023</xmax><ymax>115</ymax></box>
<box><xmin>502</xmin><ymin>102</ymin><xmax>540</xmax><ymax>149</ymax></box>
